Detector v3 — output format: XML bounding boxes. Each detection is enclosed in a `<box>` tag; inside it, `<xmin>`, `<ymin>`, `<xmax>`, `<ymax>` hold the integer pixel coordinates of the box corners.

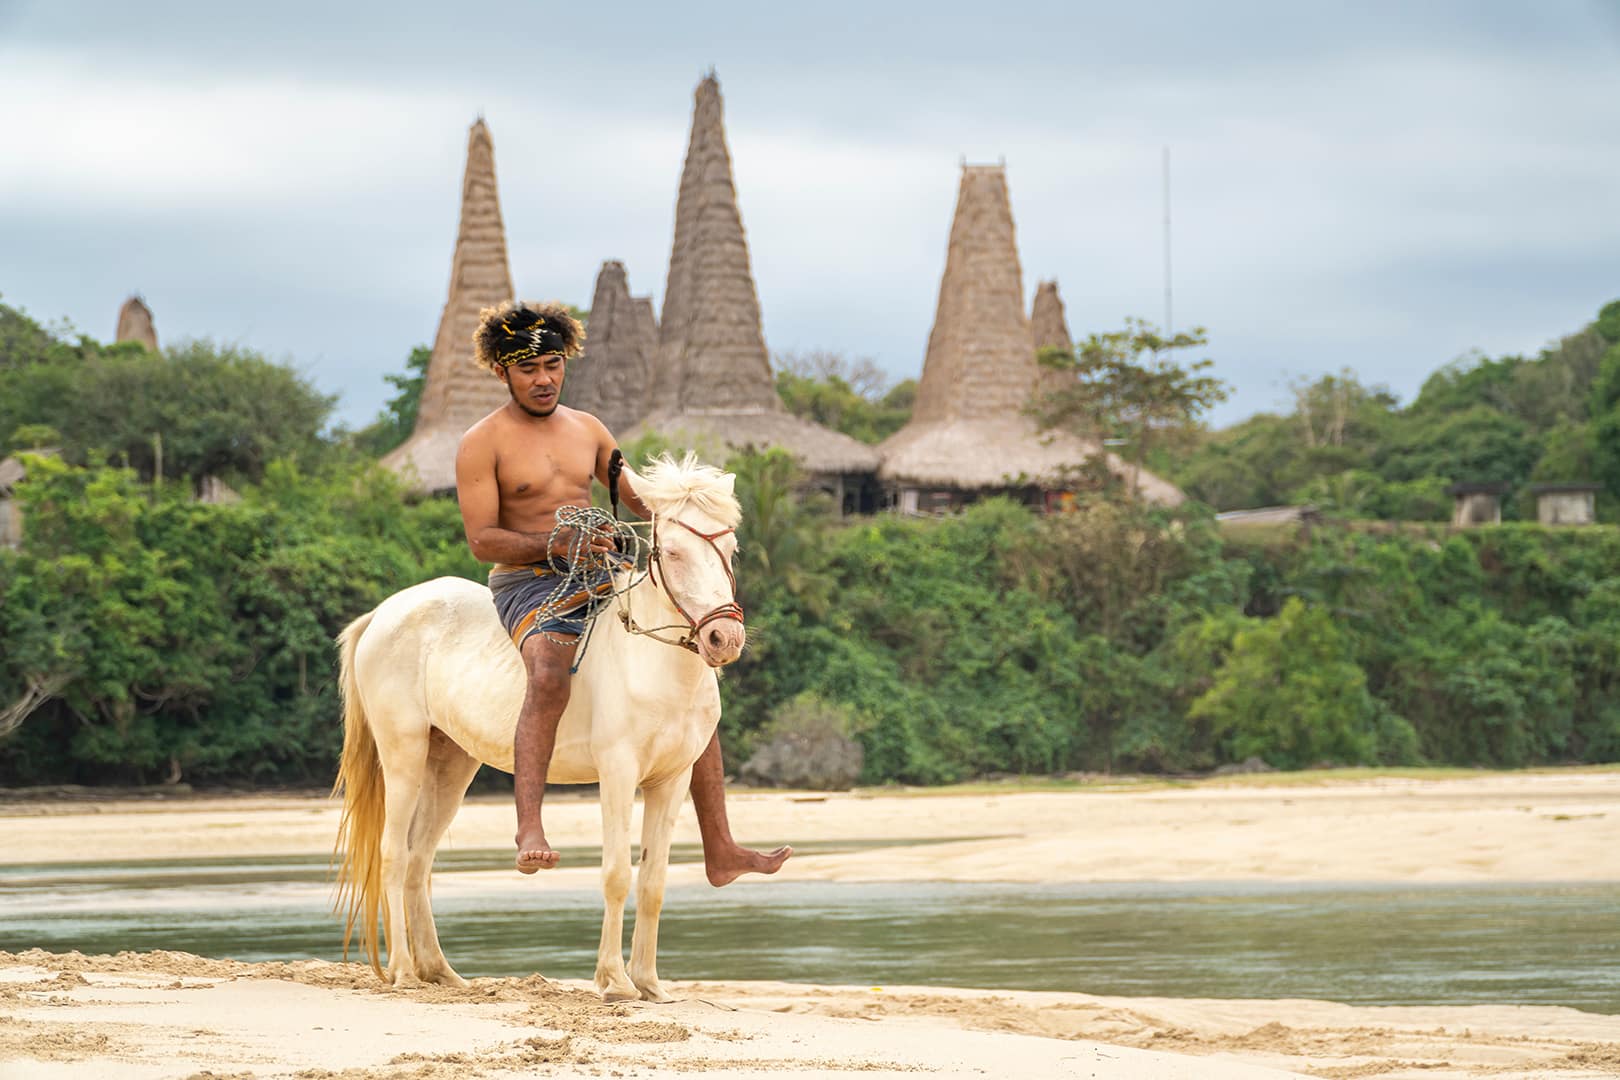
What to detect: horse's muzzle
<box><xmin>696</xmin><ymin>617</ymin><xmax>746</xmax><ymax>667</ymax></box>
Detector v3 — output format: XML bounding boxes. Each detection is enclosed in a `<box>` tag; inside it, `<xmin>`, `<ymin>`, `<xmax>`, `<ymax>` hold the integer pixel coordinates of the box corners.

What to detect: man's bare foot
<box><xmin>705</xmin><ymin>844</ymin><xmax>791</xmax><ymax>888</ymax></box>
<box><xmin>516</xmin><ymin>832</ymin><xmax>560</xmax><ymax>874</ymax></box>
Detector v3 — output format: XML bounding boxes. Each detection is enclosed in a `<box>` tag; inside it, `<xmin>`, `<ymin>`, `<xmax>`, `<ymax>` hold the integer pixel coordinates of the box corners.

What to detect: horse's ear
<box><xmin>720</xmin><ymin>472</ymin><xmax>736</xmax><ymax>495</ymax></box>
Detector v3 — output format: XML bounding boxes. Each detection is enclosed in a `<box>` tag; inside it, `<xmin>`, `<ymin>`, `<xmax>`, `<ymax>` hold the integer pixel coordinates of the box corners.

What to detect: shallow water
<box><xmin>2</xmin><ymin>849</ymin><xmax>1616</xmax><ymax>1012</ymax></box>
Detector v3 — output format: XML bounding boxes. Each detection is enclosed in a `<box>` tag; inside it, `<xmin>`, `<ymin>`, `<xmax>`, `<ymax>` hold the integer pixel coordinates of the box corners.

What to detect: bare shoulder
<box><xmin>559</xmin><ymin>406</ymin><xmax>614</xmax><ymax>446</ymax></box>
<box><xmin>456</xmin><ymin>411</ymin><xmax>501</xmax><ymax>463</ymax></box>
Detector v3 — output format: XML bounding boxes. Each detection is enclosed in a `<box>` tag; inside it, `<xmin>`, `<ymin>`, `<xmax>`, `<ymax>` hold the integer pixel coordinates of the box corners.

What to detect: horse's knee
<box><xmin>602</xmin><ymin>863</ymin><xmax>631</xmax><ymax>904</ymax></box>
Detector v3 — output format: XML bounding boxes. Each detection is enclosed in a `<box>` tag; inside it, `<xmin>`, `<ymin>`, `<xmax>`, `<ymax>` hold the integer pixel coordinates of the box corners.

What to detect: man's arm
<box><xmin>594</xmin><ymin>423</ymin><xmax>651</xmax><ymax>520</ymax></box>
<box><xmin>455</xmin><ymin>428</ymin><xmax>551</xmax><ymax>565</ymax></box>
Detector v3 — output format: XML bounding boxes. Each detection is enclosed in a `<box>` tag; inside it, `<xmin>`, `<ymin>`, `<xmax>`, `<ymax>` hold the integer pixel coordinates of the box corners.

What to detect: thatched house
<box><xmin>382</xmin><ymin>119</ymin><xmax>516</xmax><ymax>493</ymax></box>
<box><xmin>115</xmin><ymin>296</ymin><xmax>158</xmax><ymax>351</ymax></box>
<box><xmin>629</xmin><ymin>74</ymin><xmax>881</xmax><ymax>512</ymax></box>
<box><xmin>878</xmin><ymin>165</ymin><xmax>1182</xmax><ymax>512</ymax></box>
<box><xmin>563</xmin><ymin>261</ymin><xmax>657</xmax><ymax>437</ymax></box>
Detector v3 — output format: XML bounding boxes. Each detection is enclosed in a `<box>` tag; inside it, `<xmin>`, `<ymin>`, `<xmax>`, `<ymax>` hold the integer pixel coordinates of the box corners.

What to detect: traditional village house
<box><xmin>878</xmin><ymin>165</ymin><xmax>1182</xmax><ymax>513</ymax></box>
<box><xmin>628</xmin><ymin>74</ymin><xmax>882</xmax><ymax>513</ymax></box>
<box><xmin>1529</xmin><ymin>482</ymin><xmax>1599</xmax><ymax>525</ymax></box>
<box><xmin>562</xmin><ymin>260</ymin><xmax>656</xmax><ymax>437</ymax></box>
<box><xmin>115</xmin><ymin>295</ymin><xmax>159</xmax><ymax>351</ymax></box>
<box><xmin>382</xmin><ymin>119</ymin><xmax>516</xmax><ymax>494</ymax></box>
<box><xmin>1446</xmin><ymin>481</ymin><xmax>1508</xmax><ymax>525</ymax></box>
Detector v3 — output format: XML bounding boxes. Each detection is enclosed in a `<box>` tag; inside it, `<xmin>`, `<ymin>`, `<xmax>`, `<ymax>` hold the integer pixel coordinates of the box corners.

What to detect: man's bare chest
<box><xmin>493</xmin><ymin>432</ymin><xmax>596</xmax><ymax>512</ymax></box>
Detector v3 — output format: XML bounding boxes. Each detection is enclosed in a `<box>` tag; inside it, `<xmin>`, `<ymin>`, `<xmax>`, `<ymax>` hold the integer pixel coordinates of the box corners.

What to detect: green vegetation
<box><xmin>3</xmin><ymin>298</ymin><xmax>1619</xmax><ymax>787</ymax></box>
<box><xmin>774</xmin><ymin>350</ymin><xmax>915</xmax><ymax>444</ymax></box>
<box><xmin>1171</xmin><ymin>300</ymin><xmax>1620</xmax><ymax>520</ymax></box>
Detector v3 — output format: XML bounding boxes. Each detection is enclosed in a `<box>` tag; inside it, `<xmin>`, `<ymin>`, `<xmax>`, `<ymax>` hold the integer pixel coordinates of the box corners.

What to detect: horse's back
<box><xmin>350</xmin><ymin>574</ymin><xmax>719</xmax><ymax>783</ymax></box>
<box><xmin>353</xmin><ymin>576</ymin><xmax>526</xmax><ymax>769</ymax></box>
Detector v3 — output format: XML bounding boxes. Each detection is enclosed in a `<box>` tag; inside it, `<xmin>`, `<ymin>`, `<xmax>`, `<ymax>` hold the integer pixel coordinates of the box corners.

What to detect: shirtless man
<box><xmin>454</xmin><ymin>300</ymin><xmax>791</xmax><ymax>884</ymax></box>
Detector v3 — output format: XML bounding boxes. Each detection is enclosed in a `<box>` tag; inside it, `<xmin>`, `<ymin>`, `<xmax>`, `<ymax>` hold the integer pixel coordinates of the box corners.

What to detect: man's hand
<box><xmin>549</xmin><ymin>523</ymin><xmax>617</xmax><ymax>559</ymax></box>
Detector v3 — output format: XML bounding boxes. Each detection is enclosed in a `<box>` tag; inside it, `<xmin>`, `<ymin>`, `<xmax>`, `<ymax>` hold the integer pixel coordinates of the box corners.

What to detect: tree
<box><xmin>1037</xmin><ymin>320</ymin><xmax>1228</xmax><ymax>500</ymax></box>
<box><xmin>352</xmin><ymin>344</ymin><xmax>430</xmax><ymax>456</ymax></box>
<box><xmin>773</xmin><ymin>349</ymin><xmax>914</xmax><ymax>444</ymax></box>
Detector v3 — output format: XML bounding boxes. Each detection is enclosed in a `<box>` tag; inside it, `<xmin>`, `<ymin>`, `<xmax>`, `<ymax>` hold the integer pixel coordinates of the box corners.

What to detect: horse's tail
<box><xmin>331</xmin><ymin>607</ymin><xmax>386</xmax><ymax>977</ymax></box>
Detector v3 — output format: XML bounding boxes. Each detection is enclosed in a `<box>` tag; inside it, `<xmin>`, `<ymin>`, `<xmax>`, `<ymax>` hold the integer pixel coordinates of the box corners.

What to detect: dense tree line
<box><xmin>1168</xmin><ymin>300</ymin><xmax>1620</xmax><ymax>520</ymax></box>
<box><xmin>3</xmin><ymin>298</ymin><xmax>1618</xmax><ymax>786</ymax></box>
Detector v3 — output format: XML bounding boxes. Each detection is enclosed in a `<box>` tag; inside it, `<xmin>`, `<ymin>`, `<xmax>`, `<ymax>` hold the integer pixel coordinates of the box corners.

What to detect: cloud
<box><xmin>2</xmin><ymin>1</ymin><xmax>1618</xmax><ymax>433</ymax></box>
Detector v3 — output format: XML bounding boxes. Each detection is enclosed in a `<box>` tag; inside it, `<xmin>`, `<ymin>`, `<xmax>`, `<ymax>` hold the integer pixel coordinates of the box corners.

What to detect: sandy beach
<box><xmin>3</xmin><ymin>770</ymin><xmax>1619</xmax><ymax>1078</ymax></box>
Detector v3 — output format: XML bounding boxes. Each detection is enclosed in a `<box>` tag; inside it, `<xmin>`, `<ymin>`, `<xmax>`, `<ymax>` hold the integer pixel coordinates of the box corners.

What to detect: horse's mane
<box><xmin>634</xmin><ymin>452</ymin><xmax>741</xmax><ymax>528</ymax></box>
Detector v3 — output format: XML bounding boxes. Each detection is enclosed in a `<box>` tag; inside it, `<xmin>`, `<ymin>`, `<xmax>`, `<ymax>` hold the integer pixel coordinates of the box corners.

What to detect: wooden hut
<box><xmin>629</xmin><ymin>74</ymin><xmax>881</xmax><ymax>512</ymax></box>
<box><xmin>878</xmin><ymin>165</ymin><xmax>1182</xmax><ymax>512</ymax></box>
<box><xmin>382</xmin><ymin>119</ymin><xmax>516</xmax><ymax>493</ymax></box>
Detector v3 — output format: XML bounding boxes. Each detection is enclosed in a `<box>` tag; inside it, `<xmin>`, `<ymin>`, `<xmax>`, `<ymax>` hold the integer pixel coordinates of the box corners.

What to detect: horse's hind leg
<box><xmin>629</xmin><ymin>769</ymin><xmax>692</xmax><ymax>1003</ymax></box>
<box><xmin>404</xmin><ymin>728</ymin><xmax>481</xmax><ymax>987</ymax></box>
<box><xmin>594</xmin><ymin>755</ymin><xmax>640</xmax><ymax>1003</ymax></box>
<box><xmin>375</xmin><ymin>719</ymin><xmax>431</xmax><ymax>986</ymax></box>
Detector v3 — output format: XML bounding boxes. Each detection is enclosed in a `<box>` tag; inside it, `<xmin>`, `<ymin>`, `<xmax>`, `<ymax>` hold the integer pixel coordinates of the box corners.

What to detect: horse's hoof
<box><xmin>387</xmin><ymin>970</ymin><xmax>423</xmax><ymax>990</ymax></box>
<box><xmin>601</xmin><ymin>985</ymin><xmax>640</xmax><ymax>1004</ymax></box>
<box><xmin>425</xmin><ymin>970</ymin><xmax>468</xmax><ymax>989</ymax></box>
<box><xmin>637</xmin><ymin>984</ymin><xmax>675</xmax><ymax>1004</ymax></box>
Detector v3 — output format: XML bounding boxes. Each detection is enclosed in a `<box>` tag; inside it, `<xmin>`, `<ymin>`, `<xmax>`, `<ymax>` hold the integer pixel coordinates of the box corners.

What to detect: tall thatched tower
<box><xmin>633</xmin><ymin>74</ymin><xmax>879</xmax><ymax>509</ymax></box>
<box><xmin>648</xmin><ymin>74</ymin><xmax>781</xmax><ymax>415</ymax></box>
<box><xmin>564</xmin><ymin>260</ymin><xmax>656</xmax><ymax>436</ymax></box>
<box><xmin>879</xmin><ymin>165</ymin><xmax>1181</xmax><ymax>510</ymax></box>
<box><xmin>1030</xmin><ymin>279</ymin><xmax>1075</xmax><ymax>397</ymax></box>
<box><xmin>382</xmin><ymin>119</ymin><xmax>515</xmax><ymax>492</ymax></box>
<box><xmin>115</xmin><ymin>296</ymin><xmax>158</xmax><ymax>352</ymax></box>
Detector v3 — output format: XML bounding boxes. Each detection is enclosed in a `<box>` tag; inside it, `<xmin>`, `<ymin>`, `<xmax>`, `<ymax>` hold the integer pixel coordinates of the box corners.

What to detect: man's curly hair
<box><xmin>473</xmin><ymin>300</ymin><xmax>586</xmax><ymax>374</ymax></box>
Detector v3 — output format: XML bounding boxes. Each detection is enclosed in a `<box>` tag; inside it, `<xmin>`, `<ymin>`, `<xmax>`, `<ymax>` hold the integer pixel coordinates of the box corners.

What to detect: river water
<box><xmin>2</xmin><ymin>844</ymin><xmax>1615</xmax><ymax>1012</ymax></box>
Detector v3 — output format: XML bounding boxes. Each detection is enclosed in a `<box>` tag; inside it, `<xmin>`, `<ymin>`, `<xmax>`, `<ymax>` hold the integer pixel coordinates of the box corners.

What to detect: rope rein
<box><xmin>528</xmin><ymin>451</ymin><xmax>744</xmax><ymax>667</ymax></box>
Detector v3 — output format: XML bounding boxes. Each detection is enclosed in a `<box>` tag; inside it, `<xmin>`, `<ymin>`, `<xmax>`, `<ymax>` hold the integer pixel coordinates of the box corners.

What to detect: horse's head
<box><xmin>632</xmin><ymin>453</ymin><xmax>746</xmax><ymax>667</ymax></box>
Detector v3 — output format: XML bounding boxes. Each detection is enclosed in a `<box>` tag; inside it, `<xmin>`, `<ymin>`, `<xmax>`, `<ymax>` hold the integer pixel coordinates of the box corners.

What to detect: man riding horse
<box><xmin>453</xmin><ymin>300</ymin><xmax>790</xmax><ymax>883</ymax></box>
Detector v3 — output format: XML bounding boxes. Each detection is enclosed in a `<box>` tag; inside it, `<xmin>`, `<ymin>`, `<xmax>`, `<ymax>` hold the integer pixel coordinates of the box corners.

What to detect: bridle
<box><xmin>630</xmin><ymin>516</ymin><xmax>745</xmax><ymax>654</ymax></box>
<box><xmin>609</xmin><ymin>449</ymin><xmax>745</xmax><ymax>655</ymax></box>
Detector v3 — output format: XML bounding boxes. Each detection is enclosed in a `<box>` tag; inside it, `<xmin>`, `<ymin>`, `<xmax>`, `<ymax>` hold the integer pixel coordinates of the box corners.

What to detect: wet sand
<box><xmin>2</xmin><ymin>770</ymin><xmax>1618</xmax><ymax>1077</ymax></box>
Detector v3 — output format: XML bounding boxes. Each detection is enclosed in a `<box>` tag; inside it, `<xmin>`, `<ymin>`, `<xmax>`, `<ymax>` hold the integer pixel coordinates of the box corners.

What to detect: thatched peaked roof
<box><xmin>880</xmin><ymin>166</ymin><xmax>1182</xmax><ymax>505</ymax></box>
<box><xmin>1030</xmin><ymin>279</ymin><xmax>1076</xmax><ymax>398</ymax></box>
<box><xmin>636</xmin><ymin>74</ymin><xmax>878</xmax><ymax>475</ymax></box>
<box><xmin>565</xmin><ymin>261</ymin><xmax>653</xmax><ymax>437</ymax></box>
<box><xmin>116</xmin><ymin>296</ymin><xmax>158</xmax><ymax>351</ymax></box>
<box><xmin>881</xmin><ymin>417</ymin><xmax>1183</xmax><ymax>505</ymax></box>
<box><xmin>382</xmin><ymin>119</ymin><xmax>515</xmax><ymax>492</ymax></box>
<box><xmin>1030</xmin><ymin>280</ymin><xmax>1071</xmax><ymax>352</ymax></box>
<box><xmin>650</xmin><ymin>74</ymin><xmax>780</xmax><ymax>414</ymax></box>
<box><xmin>635</xmin><ymin>409</ymin><xmax>880</xmax><ymax>474</ymax></box>
<box><xmin>908</xmin><ymin>166</ymin><xmax>1040</xmax><ymax>425</ymax></box>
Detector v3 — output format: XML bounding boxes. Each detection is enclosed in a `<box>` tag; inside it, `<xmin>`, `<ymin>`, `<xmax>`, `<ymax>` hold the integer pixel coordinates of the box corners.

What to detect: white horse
<box><xmin>331</xmin><ymin>454</ymin><xmax>746</xmax><ymax>1003</ymax></box>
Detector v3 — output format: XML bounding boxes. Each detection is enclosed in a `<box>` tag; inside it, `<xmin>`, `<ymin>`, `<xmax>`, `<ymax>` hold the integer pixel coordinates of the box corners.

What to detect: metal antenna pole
<box><xmin>1163</xmin><ymin>145</ymin><xmax>1173</xmax><ymax>337</ymax></box>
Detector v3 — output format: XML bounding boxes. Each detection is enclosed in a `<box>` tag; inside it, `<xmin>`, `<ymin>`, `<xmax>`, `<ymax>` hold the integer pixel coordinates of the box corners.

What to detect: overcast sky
<box><xmin>3</xmin><ymin>1</ymin><xmax>1618</xmax><ymax>431</ymax></box>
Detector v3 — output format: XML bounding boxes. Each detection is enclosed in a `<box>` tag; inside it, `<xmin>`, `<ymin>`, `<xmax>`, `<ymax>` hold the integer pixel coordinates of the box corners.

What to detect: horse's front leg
<box><xmin>594</xmin><ymin>754</ymin><xmax>639</xmax><ymax>1003</ymax></box>
<box><xmin>629</xmin><ymin>768</ymin><xmax>692</xmax><ymax>1003</ymax></box>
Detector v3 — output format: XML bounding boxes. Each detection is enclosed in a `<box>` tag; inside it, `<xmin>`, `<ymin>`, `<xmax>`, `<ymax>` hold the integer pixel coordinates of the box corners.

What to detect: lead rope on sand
<box><xmin>534</xmin><ymin>505</ymin><xmax>651</xmax><ymax>671</ymax></box>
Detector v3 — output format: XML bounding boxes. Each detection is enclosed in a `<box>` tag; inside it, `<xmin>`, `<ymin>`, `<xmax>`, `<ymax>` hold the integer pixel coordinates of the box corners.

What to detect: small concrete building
<box><xmin>1446</xmin><ymin>482</ymin><xmax>1508</xmax><ymax>526</ymax></box>
<box><xmin>1529</xmin><ymin>482</ymin><xmax>1599</xmax><ymax>526</ymax></box>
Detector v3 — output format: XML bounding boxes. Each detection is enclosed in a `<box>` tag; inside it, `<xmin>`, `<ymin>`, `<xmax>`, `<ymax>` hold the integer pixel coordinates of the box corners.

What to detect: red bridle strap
<box><xmin>642</xmin><ymin>517</ymin><xmax>745</xmax><ymax>653</ymax></box>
